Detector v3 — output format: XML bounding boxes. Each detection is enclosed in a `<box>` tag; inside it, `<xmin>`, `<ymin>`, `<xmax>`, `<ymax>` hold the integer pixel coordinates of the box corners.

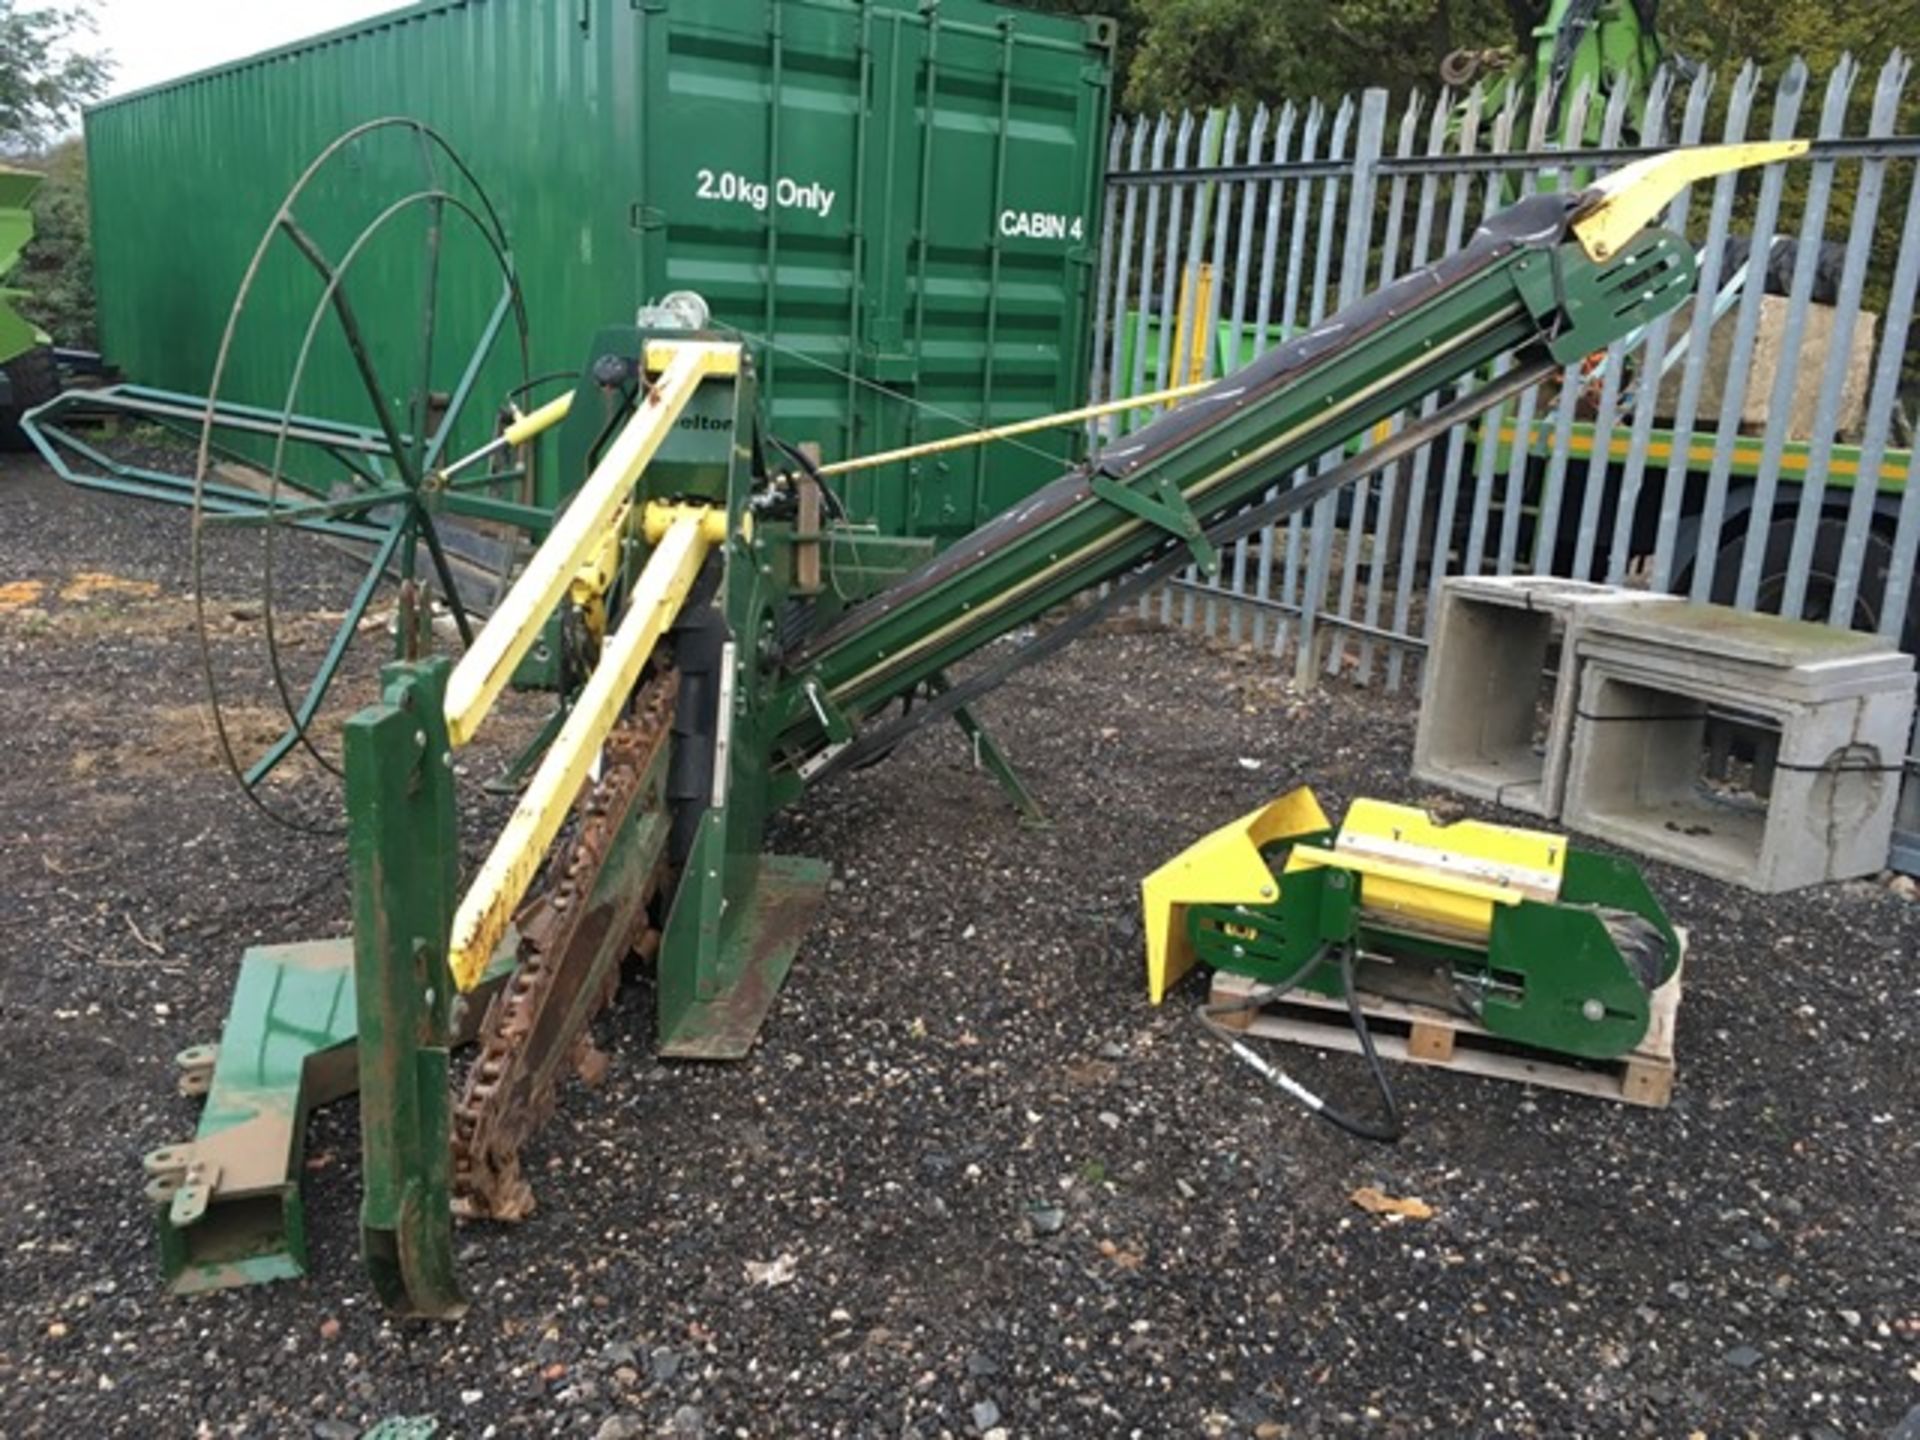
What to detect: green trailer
<box><xmin>1489</xmin><ymin>414</ymin><xmax>1919</xmax><ymax>653</ymax></box>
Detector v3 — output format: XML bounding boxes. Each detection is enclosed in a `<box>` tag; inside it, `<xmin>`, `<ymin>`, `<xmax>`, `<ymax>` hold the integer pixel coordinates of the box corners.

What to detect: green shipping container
<box><xmin>85</xmin><ymin>0</ymin><xmax>1114</xmax><ymax>540</ymax></box>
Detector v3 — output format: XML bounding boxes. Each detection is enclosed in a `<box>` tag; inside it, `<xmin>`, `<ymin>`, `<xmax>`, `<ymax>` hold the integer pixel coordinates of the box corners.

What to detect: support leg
<box><xmin>345</xmin><ymin>656</ymin><xmax>466</xmax><ymax>1319</ymax></box>
<box><xmin>930</xmin><ymin>671</ymin><xmax>1049</xmax><ymax>828</ymax></box>
<box><xmin>482</xmin><ymin>696</ymin><xmax>568</xmax><ymax>795</ymax></box>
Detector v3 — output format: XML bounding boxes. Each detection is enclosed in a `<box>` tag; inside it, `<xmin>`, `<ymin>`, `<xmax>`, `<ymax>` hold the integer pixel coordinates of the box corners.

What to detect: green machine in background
<box><xmin>21</xmin><ymin>134</ymin><xmax>1806</xmax><ymax>1314</ymax></box>
<box><xmin>0</xmin><ymin>164</ymin><xmax>58</xmax><ymax>444</ymax></box>
<box><xmin>1444</xmin><ymin>0</ymin><xmax>1671</xmax><ymax>155</ymax></box>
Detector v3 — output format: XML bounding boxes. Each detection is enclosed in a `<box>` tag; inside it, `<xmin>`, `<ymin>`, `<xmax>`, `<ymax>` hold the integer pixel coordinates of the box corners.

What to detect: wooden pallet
<box><xmin>1208</xmin><ymin>945</ymin><xmax>1684</xmax><ymax>1109</ymax></box>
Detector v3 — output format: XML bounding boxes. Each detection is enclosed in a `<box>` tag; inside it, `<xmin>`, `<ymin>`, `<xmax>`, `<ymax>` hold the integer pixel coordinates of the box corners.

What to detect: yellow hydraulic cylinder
<box><xmin>445</xmin><ymin>505</ymin><xmax>717</xmax><ymax>991</ymax></box>
<box><xmin>437</xmin><ymin>390</ymin><xmax>577</xmax><ymax>484</ymax></box>
<box><xmin>503</xmin><ymin>390</ymin><xmax>574</xmax><ymax>447</ymax></box>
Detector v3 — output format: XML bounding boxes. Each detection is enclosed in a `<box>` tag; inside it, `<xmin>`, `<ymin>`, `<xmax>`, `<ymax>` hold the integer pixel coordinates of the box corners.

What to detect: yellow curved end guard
<box><xmin>1141</xmin><ymin>786</ymin><xmax>1329</xmax><ymax>1005</ymax></box>
<box><xmin>1572</xmin><ymin>140</ymin><xmax>1810</xmax><ymax>262</ymax></box>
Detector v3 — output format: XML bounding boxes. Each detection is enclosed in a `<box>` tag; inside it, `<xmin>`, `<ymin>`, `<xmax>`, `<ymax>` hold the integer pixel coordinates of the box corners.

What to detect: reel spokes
<box><xmin>189</xmin><ymin>119</ymin><xmax>533</xmax><ymax>827</ymax></box>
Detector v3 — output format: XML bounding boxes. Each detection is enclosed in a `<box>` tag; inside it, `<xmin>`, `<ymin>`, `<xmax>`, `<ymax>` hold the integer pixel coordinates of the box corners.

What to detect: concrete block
<box><xmin>1654</xmin><ymin>296</ymin><xmax>1878</xmax><ymax>440</ymax></box>
<box><xmin>1413</xmin><ymin>576</ymin><xmax>1675</xmax><ymax>817</ymax></box>
<box><xmin>1561</xmin><ymin>648</ymin><xmax>1917</xmax><ymax>892</ymax></box>
<box><xmin>1573</xmin><ymin>601</ymin><xmax>1907</xmax><ymax>688</ymax></box>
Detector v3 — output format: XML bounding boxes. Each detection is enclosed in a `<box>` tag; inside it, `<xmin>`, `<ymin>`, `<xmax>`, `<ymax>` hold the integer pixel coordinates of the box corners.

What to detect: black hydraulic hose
<box><xmin>1333</xmin><ymin>946</ymin><xmax>1405</xmax><ymax>1142</ymax></box>
<box><xmin>505</xmin><ymin>370</ymin><xmax>581</xmax><ymax>406</ymax></box>
<box><xmin>767</xmin><ymin>433</ymin><xmax>850</xmax><ymax>521</ymax></box>
<box><xmin>1196</xmin><ymin>944</ymin><xmax>1404</xmax><ymax>1143</ymax></box>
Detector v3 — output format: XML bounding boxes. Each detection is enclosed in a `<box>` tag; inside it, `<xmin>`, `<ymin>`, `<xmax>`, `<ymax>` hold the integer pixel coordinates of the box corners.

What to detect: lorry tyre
<box><xmin>0</xmin><ymin>344</ymin><xmax>59</xmax><ymax>451</ymax></box>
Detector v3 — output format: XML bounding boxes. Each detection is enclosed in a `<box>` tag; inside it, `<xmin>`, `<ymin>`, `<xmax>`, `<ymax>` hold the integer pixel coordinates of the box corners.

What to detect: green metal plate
<box><xmin>658</xmin><ymin>852</ymin><xmax>830</xmax><ymax>1060</ymax></box>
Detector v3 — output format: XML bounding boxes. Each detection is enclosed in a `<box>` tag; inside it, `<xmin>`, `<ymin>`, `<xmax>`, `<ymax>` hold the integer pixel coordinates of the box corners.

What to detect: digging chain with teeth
<box><xmin>451</xmin><ymin>668</ymin><xmax>680</xmax><ymax>1221</ymax></box>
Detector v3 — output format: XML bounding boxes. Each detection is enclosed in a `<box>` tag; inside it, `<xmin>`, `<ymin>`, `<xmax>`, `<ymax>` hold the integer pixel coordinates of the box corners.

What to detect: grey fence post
<box><xmin>1731</xmin><ymin>58</ymin><xmax>1856</xmax><ymax>612</ymax></box>
<box><xmin>1293</xmin><ymin>86</ymin><xmax>1388</xmax><ymax>688</ymax></box>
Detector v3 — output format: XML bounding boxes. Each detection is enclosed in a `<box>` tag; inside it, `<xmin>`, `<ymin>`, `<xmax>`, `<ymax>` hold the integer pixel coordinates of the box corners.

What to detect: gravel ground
<box><xmin>2</xmin><ymin>456</ymin><xmax>1918</xmax><ymax>1439</ymax></box>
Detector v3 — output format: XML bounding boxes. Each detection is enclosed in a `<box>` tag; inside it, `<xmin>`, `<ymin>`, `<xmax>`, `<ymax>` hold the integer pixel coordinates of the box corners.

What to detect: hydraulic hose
<box><xmin>1196</xmin><ymin>944</ymin><xmax>1404</xmax><ymax>1143</ymax></box>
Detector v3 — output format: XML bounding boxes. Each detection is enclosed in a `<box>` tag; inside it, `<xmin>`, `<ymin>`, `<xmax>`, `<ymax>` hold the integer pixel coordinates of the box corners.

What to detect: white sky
<box><xmin>96</xmin><ymin>0</ymin><xmax>402</xmax><ymax>99</ymax></box>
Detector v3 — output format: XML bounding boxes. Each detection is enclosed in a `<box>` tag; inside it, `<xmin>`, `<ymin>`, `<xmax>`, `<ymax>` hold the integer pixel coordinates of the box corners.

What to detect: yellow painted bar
<box><xmin>446</xmin><ymin>509</ymin><xmax>714</xmax><ymax>991</ymax></box>
<box><xmin>645</xmin><ymin>340</ymin><xmax>741</xmax><ymax>377</ymax></box>
<box><xmin>443</xmin><ymin>340</ymin><xmax>739</xmax><ymax>746</ymax></box>
<box><xmin>814</xmin><ymin>382</ymin><xmax>1213</xmax><ymax>479</ymax></box>
<box><xmin>1172</xmin><ymin>261</ymin><xmax>1215</xmax><ymax>393</ymax></box>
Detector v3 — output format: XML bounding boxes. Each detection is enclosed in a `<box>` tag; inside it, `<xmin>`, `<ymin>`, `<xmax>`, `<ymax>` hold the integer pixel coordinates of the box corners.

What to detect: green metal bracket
<box><xmin>143</xmin><ymin>939</ymin><xmax>357</xmax><ymax>1294</ymax></box>
<box><xmin>146</xmin><ymin>933</ymin><xmax>517</xmax><ymax>1296</ymax></box>
<box><xmin>1478</xmin><ymin>903</ymin><xmax>1653</xmax><ymax>1061</ymax></box>
<box><xmin>658</xmin><ymin>826</ymin><xmax>830</xmax><ymax>1059</ymax></box>
<box><xmin>1090</xmin><ymin>470</ymin><xmax>1220</xmax><ymax>576</ymax></box>
<box><xmin>1509</xmin><ymin>231</ymin><xmax>1697</xmax><ymax>365</ymax></box>
<box><xmin>928</xmin><ymin>671</ymin><xmax>1048</xmax><ymax>828</ymax></box>
<box><xmin>1312</xmin><ymin>866</ymin><xmax>1359</xmax><ymax>946</ymax></box>
<box><xmin>345</xmin><ymin>656</ymin><xmax>466</xmax><ymax>1319</ymax></box>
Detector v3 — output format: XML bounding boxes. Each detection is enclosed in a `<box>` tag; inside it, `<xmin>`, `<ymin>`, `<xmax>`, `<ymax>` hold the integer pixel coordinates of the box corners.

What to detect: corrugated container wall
<box><xmin>85</xmin><ymin>0</ymin><xmax>1114</xmax><ymax>541</ymax></box>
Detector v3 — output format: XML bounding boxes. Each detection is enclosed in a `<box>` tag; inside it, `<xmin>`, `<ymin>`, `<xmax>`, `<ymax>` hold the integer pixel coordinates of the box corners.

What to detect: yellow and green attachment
<box><xmin>1145</xmin><ymin>790</ymin><xmax>1679</xmax><ymax>1061</ymax></box>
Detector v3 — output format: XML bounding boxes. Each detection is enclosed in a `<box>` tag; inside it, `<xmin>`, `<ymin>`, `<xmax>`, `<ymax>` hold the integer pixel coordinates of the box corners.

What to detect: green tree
<box><xmin>1006</xmin><ymin>0</ymin><xmax>1920</xmax><ymax>111</ymax></box>
<box><xmin>1119</xmin><ymin>0</ymin><xmax>1513</xmax><ymax>111</ymax></box>
<box><xmin>0</xmin><ymin>0</ymin><xmax>112</xmax><ymax>154</ymax></box>
<box><xmin>1006</xmin><ymin>0</ymin><xmax>1525</xmax><ymax>111</ymax></box>
<box><xmin>1661</xmin><ymin>0</ymin><xmax>1920</xmax><ymax>74</ymax></box>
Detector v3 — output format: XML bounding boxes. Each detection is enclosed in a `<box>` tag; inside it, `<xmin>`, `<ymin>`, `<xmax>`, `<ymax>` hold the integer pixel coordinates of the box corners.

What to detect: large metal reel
<box><xmin>189</xmin><ymin>118</ymin><xmax>535</xmax><ymax>829</ymax></box>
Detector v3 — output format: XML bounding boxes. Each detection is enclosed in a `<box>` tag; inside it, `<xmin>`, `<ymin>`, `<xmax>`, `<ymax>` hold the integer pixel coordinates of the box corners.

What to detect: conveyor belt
<box><xmin>777</xmin><ymin>188</ymin><xmax>1694</xmax><ymax>765</ymax></box>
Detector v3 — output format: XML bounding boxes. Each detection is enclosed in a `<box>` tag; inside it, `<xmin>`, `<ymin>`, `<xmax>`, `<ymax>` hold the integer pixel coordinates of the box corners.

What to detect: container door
<box><xmin>626</xmin><ymin>0</ymin><xmax>1109</xmax><ymax>544</ymax></box>
<box><xmin>858</xmin><ymin>3</ymin><xmax>1109</xmax><ymax>541</ymax></box>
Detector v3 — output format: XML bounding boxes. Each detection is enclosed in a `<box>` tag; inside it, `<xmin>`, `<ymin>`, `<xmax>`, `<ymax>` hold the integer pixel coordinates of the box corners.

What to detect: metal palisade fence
<box><xmin>1086</xmin><ymin>54</ymin><xmax>1920</xmax><ymax>872</ymax></box>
